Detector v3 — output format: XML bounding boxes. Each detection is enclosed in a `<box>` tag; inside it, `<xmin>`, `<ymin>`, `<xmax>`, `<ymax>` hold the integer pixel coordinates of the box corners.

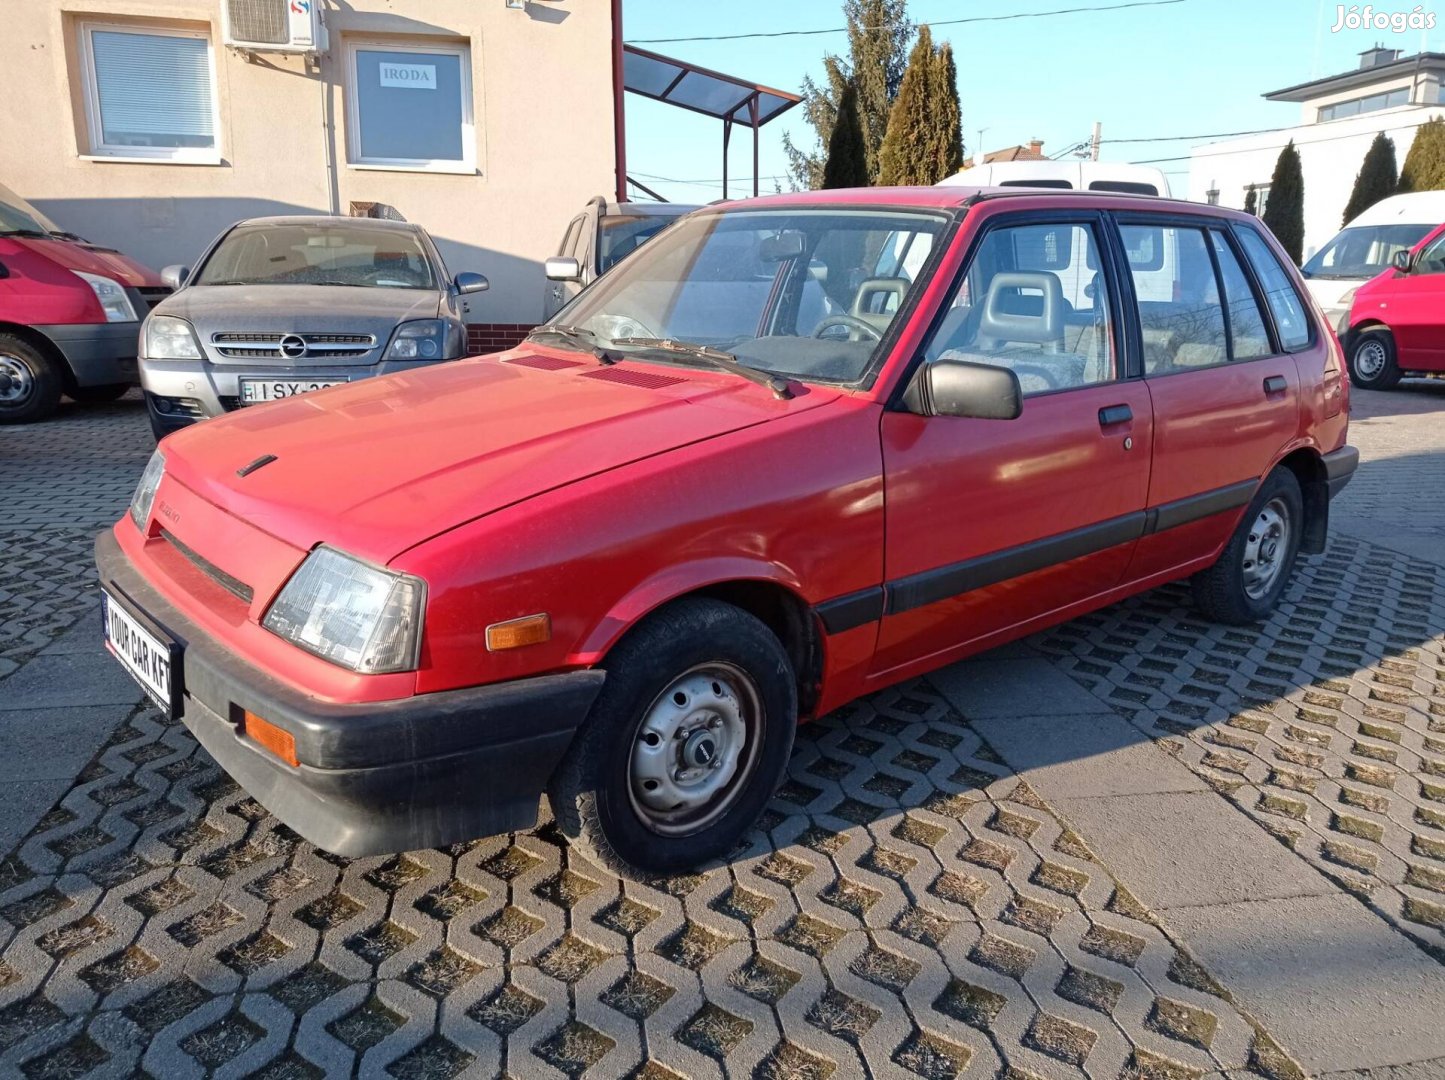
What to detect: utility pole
<box><xmin>1090</xmin><ymin>121</ymin><xmax>1102</xmax><ymax>162</ymax></box>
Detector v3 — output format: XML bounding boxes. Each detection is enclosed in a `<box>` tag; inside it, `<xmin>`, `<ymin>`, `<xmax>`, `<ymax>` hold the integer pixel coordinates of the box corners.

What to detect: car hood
<box><xmin>15</xmin><ymin>236</ymin><xmax>163</xmax><ymax>286</ymax></box>
<box><xmin>1304</xmin><ymin>276</ymin><xmax>1368</xmax><ymax>309</ymax></box>
<box><xmin>156</xmin><ymin>284</ymin><xmax>443</xmax><ymax>329</ymax></box>
<box><xmin>161</xmin><ymin>354</ymin><xmax>838</xmax><ymax>562</ymax></box>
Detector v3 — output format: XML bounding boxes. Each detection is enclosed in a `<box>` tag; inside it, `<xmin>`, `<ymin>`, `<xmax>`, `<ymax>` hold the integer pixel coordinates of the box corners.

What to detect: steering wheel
<box><xmin>812</xmin><ymin>314</ymin><xmax>883</xmax><ymax>342</ymax></box>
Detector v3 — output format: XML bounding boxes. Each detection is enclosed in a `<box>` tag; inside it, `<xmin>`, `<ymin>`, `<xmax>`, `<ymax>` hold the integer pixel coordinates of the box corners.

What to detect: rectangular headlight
<box><xmin>75</xmin><ymin>271</ymin><xmax>138</xmax><ymax>323</ymax></box>
<box><xmin>386</xmin><ymin>319</ymin><xmax>448</xmax><ymax>361</ymax></box>
<box><xmin>144</xmin><ymin>315</ymin><xmax>204</xmax><ymax>360</ymax></box>
<box><xmin>130</xmin><ymin>450</ymin><xmax>165</xmax><ymax>531</ymax></box>
<box><xmin>263</xmin><ymin>546</ymin><xmax>425</xmax><ymax>674</ymax></box>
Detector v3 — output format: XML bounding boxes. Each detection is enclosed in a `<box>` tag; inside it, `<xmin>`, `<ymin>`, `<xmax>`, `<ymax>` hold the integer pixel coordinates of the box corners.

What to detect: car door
<box><xmin>873</xmin><ymin>211</ymin><xmax>1154</xmax><ymax>677</ymax></box>
<box><xmin>1119</xmin><ymin>216</ymin><xmax>1303</xmax><ymax>582</ymax></box>
<box><xmin>1370</xmin><ymin>225</ymin><xmax>1445</xmax><ymax>370</ymax></box>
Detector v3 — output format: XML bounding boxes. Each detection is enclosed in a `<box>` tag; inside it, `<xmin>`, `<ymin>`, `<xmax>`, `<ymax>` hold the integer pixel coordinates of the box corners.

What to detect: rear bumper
<box><xmin>1324</xmin><ymin>445</ymin><xmax>1359</xmax><ymax>499</ymax></box>
<box><xmin>95</xmin><ymin>528</ymin><xmax>605</xmax><ymax>855</ymax></box>
<box><xmin>34</xmin><ymin>322</ymin><xmax>140</xmax><ymax>386</ymax></box>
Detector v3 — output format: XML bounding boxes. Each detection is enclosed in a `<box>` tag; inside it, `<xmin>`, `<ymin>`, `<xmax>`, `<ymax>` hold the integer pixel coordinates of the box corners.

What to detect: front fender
<box><xmin>570</xmin><ymin>557</ymin><xmax>809</xmax><ymax>665</ymax></box>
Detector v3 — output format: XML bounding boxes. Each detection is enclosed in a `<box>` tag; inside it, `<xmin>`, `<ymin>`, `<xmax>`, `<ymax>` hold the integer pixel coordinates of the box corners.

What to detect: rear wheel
<box><xmin>1348</xmin><ymin>329</ymin><xmax>1402</xmax><ymax>390</ymax></box>
<box><xmin>69</xmin><ymin>383</ymin><xmax>131</xmax><ymax>404</ymax></box>
<box><xmin>1191</xmin><ymin>468</ymin><xmax>1303</xmax><ymax>625</ymax></box>
<box><xmin>548</xmin><ymin>598</ymin><xmax>796</xmax><ymax>878</ymax></box>
<box><xmin>0</xmin><ymin>334</ymin><xmax>62</xmax><ymax>424</ymax></box>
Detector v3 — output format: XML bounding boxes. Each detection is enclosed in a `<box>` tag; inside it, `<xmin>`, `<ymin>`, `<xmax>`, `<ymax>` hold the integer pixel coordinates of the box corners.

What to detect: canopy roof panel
<box><xmin>622</xmin><ymin>45</ymin><xmax>800</xmax><ymax>127</ymax></box>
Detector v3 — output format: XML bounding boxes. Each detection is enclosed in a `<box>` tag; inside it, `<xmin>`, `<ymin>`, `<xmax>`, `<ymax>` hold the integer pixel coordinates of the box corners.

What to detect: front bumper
<box><xmin>34</xmin><ymin>322</ymin><xmax>140</xmax><ymax>387</ymax></box>
<box><xmin>1324</xmin><ymin>445</ymin><xmax>1359</xmax><ymax>500</ymax></box>
<box><xmin>140</xmin><ymin>357</ymin><xmax>452</xmax><ymax>427</ymax></box>
<box><xmin>95</xmin><ymin>528</ymin><xmax>605</xmax><ymax>856</ymax></box>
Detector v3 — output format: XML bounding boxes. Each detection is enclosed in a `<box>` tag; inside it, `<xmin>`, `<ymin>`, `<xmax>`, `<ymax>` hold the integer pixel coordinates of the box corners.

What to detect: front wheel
<box><xmin>548</xmin><ymin>598</ymin><xmax>797</xmax><ymax>878</ymax></box>
<box><xmin>1348</xmin><ymin>329</ymin><xmax>1402</xmax><ymax>390</ymax></box>
<box><xmin>0</xmin><ymin>334</ymin><xmax>62</xmax><ymax>424</ymax></box>
<box><xmin>1191</xmin><ymin>468</ymin><xmax>1303</xmax><ymax>625</ymax></box>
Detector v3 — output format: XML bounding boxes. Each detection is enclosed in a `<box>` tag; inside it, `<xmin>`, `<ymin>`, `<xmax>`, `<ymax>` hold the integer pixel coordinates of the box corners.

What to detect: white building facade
<box><xmin>1188</xmin><ymin>48</ymin><xmax>1445</xmax><ymax>260</ymax></box>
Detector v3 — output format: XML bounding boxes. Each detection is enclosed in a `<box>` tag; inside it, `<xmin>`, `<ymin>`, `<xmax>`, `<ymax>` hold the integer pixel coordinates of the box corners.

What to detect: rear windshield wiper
<box><xmin>525</xmin><ymin>324</ymin><xmax>615</xmax><ymax>364</ymax></box>
<box><xmin>611</xmin><ymin>337</ymin><xmax>793</xmax><ymax>399</ymax></box>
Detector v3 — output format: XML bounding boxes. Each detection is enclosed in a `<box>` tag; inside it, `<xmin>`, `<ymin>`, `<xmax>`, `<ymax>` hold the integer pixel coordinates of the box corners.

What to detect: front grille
<box><xmin>211</xmin><ymin>332</ymin><xmax>377</xmax><ymax>359</ymax></box>
<box><xmin>162</xmin><ymin>530</ymin><xmax>254</xmax><ymax>604</ymax></box>
<box><xmin>136</xmin><ymin>286</ymin><xmax>172</xmax><ymax>311</ymax></box>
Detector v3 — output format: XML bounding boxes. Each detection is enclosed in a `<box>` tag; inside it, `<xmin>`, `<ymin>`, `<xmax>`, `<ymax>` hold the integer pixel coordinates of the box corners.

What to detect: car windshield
<box><xmin>552</xmin><ymin>208</ymin><xmax>947</xmax><ymax>385</ymax></box>
<box><xmin>1302</xmin><ymin>223</ymin><xmax>1435</xmax><ymax>279</ymax></box>
<box><xmin>193</xmin><ymin>223</ymin><xmax>436</xmax><ymax>288</ymax></box>
<box><xmin>0</xmin><ymin>183</ymin><xmax>62</xmax><ymax>237</ymax></box>
<box><xmin>598</xmin><ymin>213</ymin><xmax>685</xmax><ymax>272</ymax></box>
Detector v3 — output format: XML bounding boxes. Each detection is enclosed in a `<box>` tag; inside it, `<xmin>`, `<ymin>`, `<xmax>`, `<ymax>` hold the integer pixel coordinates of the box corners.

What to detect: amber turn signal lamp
<box><xmin>486</xmin><ymin>613</ymin><xmax>552</xmax><ymax>651</ymax></box>
<box><xmin>242</xmin><ymin>711</ymin><xmax>299</xmax><ymax>767</ymax></box>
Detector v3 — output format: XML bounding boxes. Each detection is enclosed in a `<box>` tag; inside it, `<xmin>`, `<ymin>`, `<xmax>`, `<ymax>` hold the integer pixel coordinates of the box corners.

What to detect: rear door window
<box><xmin>1236</xmin><ymin>226</ymin><xmax>1312</xmax><ymax>351</ymax></box>
<box><xmin>1120</xmin><ymin>224</ymin><xmax>1227</xmax><ymax>373</ymax></box>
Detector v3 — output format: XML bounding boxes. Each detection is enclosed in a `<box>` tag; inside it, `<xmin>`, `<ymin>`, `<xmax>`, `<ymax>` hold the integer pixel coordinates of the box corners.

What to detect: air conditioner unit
<box><xmin>223</xmin><ymin>0</ymin><xmax>327</xmax><ymax>54</ymax></box>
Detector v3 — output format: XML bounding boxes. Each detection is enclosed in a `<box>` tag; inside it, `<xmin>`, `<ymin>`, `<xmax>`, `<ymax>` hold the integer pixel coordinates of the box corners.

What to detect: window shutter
<box><xmin>91</xmin><ymin>30</ymin><xmax>214</xmax><ymax>147</ymax></box>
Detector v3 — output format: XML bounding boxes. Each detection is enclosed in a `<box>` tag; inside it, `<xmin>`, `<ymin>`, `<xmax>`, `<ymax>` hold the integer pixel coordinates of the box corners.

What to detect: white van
<box><xmin>1302</xmin><ymin>191</ymin><xmax>1445</xmax><ymax>331</ymax></box>
<box><xmin>937</xmin><ymin>160</ymin><xmax>1172</xmax><ymax>197</ymax></box>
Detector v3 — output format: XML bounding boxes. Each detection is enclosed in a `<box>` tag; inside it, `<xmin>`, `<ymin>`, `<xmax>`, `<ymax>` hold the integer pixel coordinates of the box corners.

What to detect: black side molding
<box><xmin>1146</xmin><ymin>479</ymin><xmax>1256</xmax><ymax>535</ymax></box>
<box><xmin>815</xmin><ymin>587</ymin><xmax>885</xmax><ymax>635</ymax></box>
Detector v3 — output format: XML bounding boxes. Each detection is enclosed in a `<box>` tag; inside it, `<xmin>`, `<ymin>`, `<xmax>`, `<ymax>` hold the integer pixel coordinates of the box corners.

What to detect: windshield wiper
<box><xmin>525</xmin><ymin>324</ymin><xmax>615</xmax><ymax>364</ymax></box>
<box><xmin>611</xmin><ymin>337</ymin><xmax>793</xmax><ymax>399</ymax></box>
<box><xmin>0</xmin><ymin>228</ymin><xmax>53</xmax><ymax>239</ymax></box>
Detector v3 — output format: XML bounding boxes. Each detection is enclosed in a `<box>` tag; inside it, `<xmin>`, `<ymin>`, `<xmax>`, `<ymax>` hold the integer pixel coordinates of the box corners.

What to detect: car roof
<box><xmin>604</xmin><ymin>201</ymin><xmax>702</xmax><ymax>217</ymax></box>
<box><xmin>233</xmin><ymin>215</ymin><xmax>422</xmax><ymax>232</ymax></box>
<box><xmin>700</xmin><ymin>185</ymin><xmax>1250</xmax><ymax>222</ymax></box>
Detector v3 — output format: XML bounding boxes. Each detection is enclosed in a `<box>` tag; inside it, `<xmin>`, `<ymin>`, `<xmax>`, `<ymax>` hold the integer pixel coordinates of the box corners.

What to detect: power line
<box><xmin>1130</xmin><ymin>111</ymin><xmax>1442</xmax><ymax>164</ymax></box>
<box><xmin>626</xmin><ymin>0</ymin><xmax>1187</xmax><ymax>45</ymax></box>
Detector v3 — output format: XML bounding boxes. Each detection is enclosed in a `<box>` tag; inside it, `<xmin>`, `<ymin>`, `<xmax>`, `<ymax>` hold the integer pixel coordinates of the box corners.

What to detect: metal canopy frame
<box><xmin>622</xmin><ymin>44</ymin><xmax>801</xmax><ymax>199</ymax></box>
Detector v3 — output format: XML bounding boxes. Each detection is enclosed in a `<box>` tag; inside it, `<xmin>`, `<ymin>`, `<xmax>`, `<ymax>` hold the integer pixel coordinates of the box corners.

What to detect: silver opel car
<box><xmin>140</xmin><ymin>216</ymin><xmax>487</xmax><ymax>440</ymax></box>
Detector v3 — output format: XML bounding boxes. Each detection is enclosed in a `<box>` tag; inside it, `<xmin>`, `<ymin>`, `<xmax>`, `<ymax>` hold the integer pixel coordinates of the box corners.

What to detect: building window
<box><xmin>346</xmin><ymin>41</ymin><xmax>474</xmax><ymax>172</ymax></box>
<box><xmin>1318</xmin><ymin>87</ymin><xmax>1409</xmax><ymax>122</ymax></box>
<box><xmin>78</xmin><ymin>22</ymin><xmax>219</xmax><ymax>161</ymax></box>
<box><xmin>1247</xmin><ymin>183</ymin><xmax>1271</xmax><ymax>217</ymax></box>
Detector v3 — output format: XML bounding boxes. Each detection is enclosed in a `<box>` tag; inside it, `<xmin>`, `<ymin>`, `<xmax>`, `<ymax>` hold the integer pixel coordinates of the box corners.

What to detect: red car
<box><xmin>1343</xmin><ymin>220</ymin><xmax>1445</xmax><ymax>389</ymax></box>
<box><xmin>96</xmin><ymin>188</ymin><xmax>1356</xmax><ymax>877</ymax></box>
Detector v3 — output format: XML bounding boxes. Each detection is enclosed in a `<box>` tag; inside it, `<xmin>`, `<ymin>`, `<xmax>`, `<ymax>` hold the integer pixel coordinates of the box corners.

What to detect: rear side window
<box><xmin>1236</xmin><ymin>227</ymin><xmax>1312</xmax><ymax>351</ymax></box>
<box><xmin>1210</xmin><ymin>232</ymin><xmax>1271</xmax><ymax>360</ymax></box>
<box><xmin>1120</xmin><ymin>224</ymin><xmax>1227</xmax><ymax>373</ymax></box>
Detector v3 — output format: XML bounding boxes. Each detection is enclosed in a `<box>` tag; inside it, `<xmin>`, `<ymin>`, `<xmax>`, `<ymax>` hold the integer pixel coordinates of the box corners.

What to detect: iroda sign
<box><xmin>379</xmin><ymin>63</ymin><xmax>436</xmax><ymax>90</ymax></box>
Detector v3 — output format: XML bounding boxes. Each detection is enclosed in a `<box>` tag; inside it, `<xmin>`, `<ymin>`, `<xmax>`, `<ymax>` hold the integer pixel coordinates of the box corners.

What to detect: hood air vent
<box><xmin>505</xmin><ymin>354</ymin><xmax>586</xmax><ymax>371</ymax></box>
<box><xmin>581</xmin><ymin>368</ymin><xmax>685</xmax><ymax>390</ymax></box>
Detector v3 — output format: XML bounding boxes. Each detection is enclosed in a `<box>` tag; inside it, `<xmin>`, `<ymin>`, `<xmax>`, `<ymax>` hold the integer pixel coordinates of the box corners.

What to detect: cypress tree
<box><xmin>1399</xmin><ymin>116</ymin><xmax>1445</xmax><ymax>192</ymax></box>
<box><xmin>1243</xmin><ymin>184</ymin><xmax>1258</xmax><ymax>215</ymax></box>
<box><xmin>1343</xmin><ymin>133</ymin><xmax>1398</xmax><ymax>224</ymax></box>
<box><xmin>822</xmin><ymin>82</ymin><xmax>869</xmax><ymax>189</ymax></box>
<box><xmin>1262</xmin><ymin>141</ymin><xmax>1305</xmax><ymax>264</ymax></box>
<box><xmin>928</xmin><ymin>42</ymin><xmax>964</xmax><ymax>181</ymax></box>
<box><xmin>878</xmin><ymin>26</ymin><xmax>936</xmax><ymax>185</ymax></box>
<box><xmin>783</xmin><ymin>0</ymin><xmax>913</xmax><ymax>189</ymax></box>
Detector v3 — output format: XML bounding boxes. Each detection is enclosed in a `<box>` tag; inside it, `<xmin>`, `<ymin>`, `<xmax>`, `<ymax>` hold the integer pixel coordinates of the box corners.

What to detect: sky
<box><xmin>619</xmin><ymin>0</ymin><xmax>1437</xmax><ymax>204</ymax></box>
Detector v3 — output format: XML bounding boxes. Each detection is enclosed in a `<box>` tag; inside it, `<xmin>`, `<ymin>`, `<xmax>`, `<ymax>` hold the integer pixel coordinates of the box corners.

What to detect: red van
<box><xmin>97</xmin><ymin>188</ymin><xmax>1356</xmax><ymax>877</ymax></box>
<box><xmin>0</xmin><ymin>182</ymin><xmax>169</xmax><ymax>422</ymax></box>
<box><xmin>1343</xmin><ymin>220</ymin><xmax>1445</xmax><ymax>389</ymax></box>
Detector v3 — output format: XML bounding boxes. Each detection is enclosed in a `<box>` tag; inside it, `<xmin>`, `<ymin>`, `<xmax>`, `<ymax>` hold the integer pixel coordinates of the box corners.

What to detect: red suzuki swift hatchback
<box><xmin>97</xmin><ymin>188</ymin><xmax>1356</xmax><ymax>878</ymax></box>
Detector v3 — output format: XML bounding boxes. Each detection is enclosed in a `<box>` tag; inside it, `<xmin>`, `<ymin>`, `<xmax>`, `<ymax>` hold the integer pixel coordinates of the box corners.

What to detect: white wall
<box><xmin>1188</xmin><ymin>106</ymin><xmax>1442</xmax><ymax>260</ymax></box>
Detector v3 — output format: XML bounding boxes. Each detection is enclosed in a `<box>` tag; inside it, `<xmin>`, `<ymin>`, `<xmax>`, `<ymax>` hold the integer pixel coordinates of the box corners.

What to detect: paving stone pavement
<box><xmin>0</xmin><ymin>385</ymin><xmax>1442</xmax><ymax>1078</ymax></box>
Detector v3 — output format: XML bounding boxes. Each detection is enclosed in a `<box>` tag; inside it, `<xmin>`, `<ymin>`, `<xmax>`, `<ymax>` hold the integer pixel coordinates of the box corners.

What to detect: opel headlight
<box><xmin>386</xmin><ymin>319</ymin><xmax>450</xmax><ymax>361</ymax></box>
<box><xmin>75</xmin><ymin>271</ymin><xmax>138</xmax><ymax>323</ymax></box>
<box><xmin>144</xmin><ymin>315</ymin><xmax>204</xmax><ymax>360</ymax></box>
<box><xmin>130</xmin><ymin>450</ymin><xmax>165</xmax><ymax>531</ymax></box>
<box><xmin>263</xmin><ymin>546</ymin><xmax>425</xmax><ymax>674</ymax></box>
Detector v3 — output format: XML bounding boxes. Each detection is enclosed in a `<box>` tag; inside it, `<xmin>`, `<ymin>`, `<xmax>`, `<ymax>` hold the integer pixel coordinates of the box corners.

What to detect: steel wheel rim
<box><xmin>627</xmin><ymin>662</ymin><xmax>763</xmax><ymax>837</ymax></box>
<box><xmin>1355</xmin><ymin>339</ymin><xmax>1387</xmax><ymax>380</ymax></box>
<box><xmin>0</xmin><ymin>355</ymin><xmax>34</xmax><ymax>406</ymax></box>
<box><xmin>1242</xmin><ymin>496</ymin><xmax>1291</xmax><ymax>600</ymax></box>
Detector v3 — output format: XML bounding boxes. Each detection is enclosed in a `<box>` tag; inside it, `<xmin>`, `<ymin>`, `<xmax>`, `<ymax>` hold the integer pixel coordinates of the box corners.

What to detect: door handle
<box><xmin>1263</xmin><ymin>375</ymin><xmax>1288</xmax><ymax>394</ymax></box>
<box><xmin>1098</xmin><ymin>404</ymin><xmax>1133</xmax><ymax>426</ymax></box>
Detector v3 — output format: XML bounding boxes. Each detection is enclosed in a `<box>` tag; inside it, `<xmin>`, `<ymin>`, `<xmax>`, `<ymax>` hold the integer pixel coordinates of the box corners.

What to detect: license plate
<box><xmin>239</xmin><ymin>378</ymin><xmax>347</xmax><ymax>404</ymax></box>
<box><xmin>102</xmin><ymin>588</ymin><xmax>179</xmax><ymax>715</ymax></box>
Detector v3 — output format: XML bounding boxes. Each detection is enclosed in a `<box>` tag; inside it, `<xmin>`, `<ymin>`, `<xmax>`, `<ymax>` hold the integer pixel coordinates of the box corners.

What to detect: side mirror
<box><xmin>161</xmin><ymin>265</ymin><xmax>190</xmax><ymax>290</ymax></box>
<box><xmin>454</xmin><ymin>271</ymin><xmax>489</xmax><ymax>295</ymax></box>
<box><xmin>545</xmin><ymin>256</ymin><xmax>582</xmax><ymax>282</ymax></box>
<box><xmin>1392</xmin><ymin>249</ymin><xmax>1414</xmax><ymax>273</ymax></box>
<box><xmin>903</xmin><ymin>359</ymin><xmax>1022</xmax><ymax>420</ymax></box>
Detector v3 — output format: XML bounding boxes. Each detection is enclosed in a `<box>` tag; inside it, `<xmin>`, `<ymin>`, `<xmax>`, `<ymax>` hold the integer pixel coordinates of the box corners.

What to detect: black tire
<box><xmin>0</xmin><ymin>333</ymin><xmax>62</xmax><ymax>424</ymax></box>
<box><xmin>1191</xmin><ymin>468</ymin><xmax>1303</xmax><ymax>625</ymax></box>
<box><xmin>69</xmin><ymin>383</ymin><xmax>131</xmax><ymax>404</ymax></box>
<box><xmin>1348</xmin><ymin>328</ymin><xmax>1402</xmax><ymax>390</ymax></box>
<box><xmin>548</xmin><ymin>598</ymin><xmax>797</xmax><ymax>878</ymax></box>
